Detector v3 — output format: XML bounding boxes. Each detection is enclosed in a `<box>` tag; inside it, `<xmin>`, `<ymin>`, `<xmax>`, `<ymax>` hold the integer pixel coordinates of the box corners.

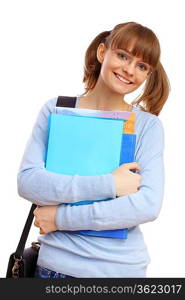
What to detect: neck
<box><xmin>83</xmin><ymin>77</ymin><xmax>132</xmax><ymax>111</ymax></box>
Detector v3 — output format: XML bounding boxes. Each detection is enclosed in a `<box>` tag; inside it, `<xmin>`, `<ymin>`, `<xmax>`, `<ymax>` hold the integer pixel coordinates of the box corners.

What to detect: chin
<box><xmin>113</xmin><ymin>86</ymin><xmax>133</xmax><ymax>95</ymax></box>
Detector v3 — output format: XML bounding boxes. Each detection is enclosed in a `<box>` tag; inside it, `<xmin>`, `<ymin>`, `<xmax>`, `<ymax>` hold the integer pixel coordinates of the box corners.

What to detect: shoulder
<box><xmin>133</xmin><ymin>106</ymin><xmax>164</xmax><ymax>136</ymax></box>
<box><xmin>32</xmin><ymin>97</ymin><xmax>58</xmax><ymax>132</ymax></box>
<box><xmin>35</xmin><ymin>97</ymin><xmax>58</xmax><ymax>122</ymax></box>
<box><xmin>41</xmin><ymin>97</ymin><xmax>58</xmax><ymax>114</ymax></box>
<box><xmin>133</xmin><ymin>106</ymin><xmax>164</xmax><ymax>153</ymax></box>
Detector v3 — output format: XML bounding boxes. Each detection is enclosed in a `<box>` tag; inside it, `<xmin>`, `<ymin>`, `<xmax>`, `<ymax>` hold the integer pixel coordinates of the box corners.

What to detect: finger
<box><xmin>39</xmin><ymin>228</ymin><xmax>45</xmax><ymax>235</ymax></box>
<box><xmin>33</xmin><ymin>205</ymin><xmax>42</xmax><ymax>216</ymax></box>
<box><xmin>34</xmin><ymin>220</ymin><xmax>40</xmax><ymax>227</ymax></box>
<box><xmin>122</xmin><ymin>162</ymin><xmax>141</xmax><ymax>171</ymax></box>
<box><xmin>33</xmin><ymin>207</ymin><xmax>39</xmax><ymax>216</ymax></box>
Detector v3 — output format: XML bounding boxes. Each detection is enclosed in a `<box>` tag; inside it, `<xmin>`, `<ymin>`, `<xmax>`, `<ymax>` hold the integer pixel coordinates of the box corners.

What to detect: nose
<box><xmin>122</xmin><ymin>61</ymin><xmax>135</xmax><ymax>77</ymax></box>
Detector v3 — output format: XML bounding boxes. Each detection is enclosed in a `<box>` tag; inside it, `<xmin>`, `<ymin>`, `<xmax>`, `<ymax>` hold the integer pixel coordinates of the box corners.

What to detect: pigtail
<box><xmin>83</xmin><ymin>31</ymin><xmax>110</xmax><ymax>93</ymax></box>
<box><xmin>132</xmin><ymin>62</ymin><xmax>171</xmax><ymax>116</ymax></box>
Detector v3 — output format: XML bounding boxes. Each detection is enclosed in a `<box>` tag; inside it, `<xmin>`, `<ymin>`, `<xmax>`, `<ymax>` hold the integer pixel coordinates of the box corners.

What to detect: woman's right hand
<box><xmin>112</xmin><ymin>162</ymin><xmax>141</xmax><ymax>197</ymax></box>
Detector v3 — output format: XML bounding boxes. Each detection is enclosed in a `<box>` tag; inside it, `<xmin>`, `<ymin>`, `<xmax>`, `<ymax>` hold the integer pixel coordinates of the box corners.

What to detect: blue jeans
<box><xmin>34</xmin><ymin>265</ymin><xmax>75</xmax><ymax>278</ymax></box>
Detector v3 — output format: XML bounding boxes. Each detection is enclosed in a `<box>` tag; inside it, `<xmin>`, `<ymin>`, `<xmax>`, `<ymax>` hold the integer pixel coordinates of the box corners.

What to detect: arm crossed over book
<box><xmin>45</xmin><ymin>107</ymin><xmax>136</xmax><ymax>239</ymax></box>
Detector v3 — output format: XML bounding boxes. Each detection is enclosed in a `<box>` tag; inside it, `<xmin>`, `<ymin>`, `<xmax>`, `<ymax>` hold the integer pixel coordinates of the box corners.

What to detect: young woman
<box><xmin>17</xmin><ymin>21</ymin><xmax>170</xmax><ymax>278</ymax></box>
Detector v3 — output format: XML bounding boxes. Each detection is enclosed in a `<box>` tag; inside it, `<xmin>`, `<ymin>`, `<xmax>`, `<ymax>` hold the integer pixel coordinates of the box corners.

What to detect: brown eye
<box><xmin>138</xmin><ymin>63</ymin><xmax>148</xmax><ymax>71</ymax></box>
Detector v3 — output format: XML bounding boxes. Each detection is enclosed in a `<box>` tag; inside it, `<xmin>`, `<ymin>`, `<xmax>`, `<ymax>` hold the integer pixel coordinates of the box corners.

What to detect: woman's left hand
<box><xmin>33</xmin><ymin>205</ymin><xmax>59</xmax><ymax>234</ymax></box>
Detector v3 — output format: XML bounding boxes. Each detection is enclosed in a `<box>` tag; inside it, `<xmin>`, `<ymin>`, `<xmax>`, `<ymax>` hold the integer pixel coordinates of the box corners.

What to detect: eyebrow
<box><xmin>117</xmin><ymin>48</ymin><xmax>149</xmax><ymax>65</ymax></box>
<box><xmin>116</xmin><ymin>48</ymin><xmax>134</xmax><ymax>57</ymax></box>
<box><xmin>122</xmin><ymin>49</ymin><xmax>133</xmax><ymax>56</ymax></box>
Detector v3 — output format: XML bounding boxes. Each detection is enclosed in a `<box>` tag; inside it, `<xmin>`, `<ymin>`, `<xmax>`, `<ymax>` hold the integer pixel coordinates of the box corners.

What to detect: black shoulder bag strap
<box><xmin>15</xmin><ymin>96</ymin><xmax>77</xmax><ymax>258</ymax></box>
<box><xmin>56</xmin><ymin>95</ymin><xmax>77</xmax><ymax>107</ymax></box>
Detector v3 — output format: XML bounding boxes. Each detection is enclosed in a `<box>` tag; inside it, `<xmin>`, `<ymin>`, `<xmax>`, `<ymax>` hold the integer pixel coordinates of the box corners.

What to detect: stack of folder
<box><xmin>45</xmin><ymin>107</ymin><xmax>136</xmax><ymax>239</ymax></box>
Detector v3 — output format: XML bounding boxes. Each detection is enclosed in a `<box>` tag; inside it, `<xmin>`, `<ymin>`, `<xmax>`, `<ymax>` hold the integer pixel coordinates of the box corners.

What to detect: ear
<box><xmin>97</xmin><ymin>43</ymin><xmax>106</xmax><ymax>64</ymax></box>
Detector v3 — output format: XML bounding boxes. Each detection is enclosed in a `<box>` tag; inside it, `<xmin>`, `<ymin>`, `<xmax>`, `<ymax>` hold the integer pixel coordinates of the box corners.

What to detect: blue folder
<box><xmin>46</xmin><ymin>113</ymin><xmax>136</xmax><ymax>239</ymax></box>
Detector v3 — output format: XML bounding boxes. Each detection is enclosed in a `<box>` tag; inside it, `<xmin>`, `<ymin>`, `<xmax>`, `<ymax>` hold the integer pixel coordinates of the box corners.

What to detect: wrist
<box><xmin>111</xmin><ymin>173</ymin><xmax>118</xmax><ymax>198</ymax></box>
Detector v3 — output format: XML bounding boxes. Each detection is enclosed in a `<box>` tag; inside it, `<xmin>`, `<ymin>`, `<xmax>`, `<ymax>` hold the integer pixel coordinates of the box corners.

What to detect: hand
<box><xmin>112</xmin><ymin>162</ymin><xmax>141</xmax><ymax>197</ymax></box>
<box><xmin>33</xmin><ymin>205</ymin><xmax>59</xmax><ymax>234</ymax></box>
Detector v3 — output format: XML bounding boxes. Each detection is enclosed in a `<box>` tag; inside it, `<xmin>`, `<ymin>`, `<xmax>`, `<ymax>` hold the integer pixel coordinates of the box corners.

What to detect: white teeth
<box><xmin>115</xmin><ymin>73</ymin><xmax>131</xmax><ymax>84</ymax></box>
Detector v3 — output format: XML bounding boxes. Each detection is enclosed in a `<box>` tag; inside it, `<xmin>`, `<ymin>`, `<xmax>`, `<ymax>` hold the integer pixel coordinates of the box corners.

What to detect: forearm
<box><xmin>18</xmin><ymin>167</ymin><xmax>116</xmax><ymax>206</ymax></box>
<box><xmin>55</xmin><ymin>118</ymin><xmax>165</xmax><ymax>231</ymax></box>
<box><xmin>17</xmin><ymin>98</ymin><xmax>116</xmax><ymax>206</ymax></box>
<box><xmin>55</xmin><ymin>170</ymin><xmax>164</xmax><ymax>231</ymax></box>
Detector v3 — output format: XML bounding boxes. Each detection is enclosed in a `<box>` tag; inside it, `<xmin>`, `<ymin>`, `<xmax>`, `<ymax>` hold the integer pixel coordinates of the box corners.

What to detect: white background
<box><xmin>0</xmin><ymin>0</ymin><xmax>184</xmax><ymax>278</ymax></box>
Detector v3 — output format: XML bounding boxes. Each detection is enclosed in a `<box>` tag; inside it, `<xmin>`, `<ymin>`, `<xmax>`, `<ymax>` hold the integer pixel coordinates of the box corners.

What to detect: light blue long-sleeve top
<box><xmin>17</xmin><ymin>95</ymin><xmax>165</xmax><ymax>278</ymax></box>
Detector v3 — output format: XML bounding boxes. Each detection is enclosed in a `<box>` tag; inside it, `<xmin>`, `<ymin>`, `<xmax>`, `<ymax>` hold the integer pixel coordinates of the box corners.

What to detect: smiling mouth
<box><xmin>113</xmin><ymin>72</ymin><xmax>133</xmax><ymax>84</ymax></box>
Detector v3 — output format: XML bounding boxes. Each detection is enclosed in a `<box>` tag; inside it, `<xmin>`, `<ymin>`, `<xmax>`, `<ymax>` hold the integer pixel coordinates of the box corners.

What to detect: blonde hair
<box><xmin>83</xmin><ymin>22</ymin><xmax>170</xmax><ymax>116</ymax></box>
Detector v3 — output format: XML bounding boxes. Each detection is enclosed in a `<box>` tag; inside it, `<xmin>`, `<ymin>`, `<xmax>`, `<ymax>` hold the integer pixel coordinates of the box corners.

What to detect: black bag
<box><xmin>6</xmin><ymin>204</ymin><xmax>40</xmax><ymax>278</ymax></box>
<box><xmin>6</xmin><ymin>96</ymin><xmax>77</xmax><ymax>278</ymax></box>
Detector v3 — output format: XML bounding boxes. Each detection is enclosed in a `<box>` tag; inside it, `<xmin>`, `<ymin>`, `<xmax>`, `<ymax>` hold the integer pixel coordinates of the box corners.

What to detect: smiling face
<box><xmin>97</xmin><ymin>42</ymin><xmax>152</xmax><ymax>96</ymax></box>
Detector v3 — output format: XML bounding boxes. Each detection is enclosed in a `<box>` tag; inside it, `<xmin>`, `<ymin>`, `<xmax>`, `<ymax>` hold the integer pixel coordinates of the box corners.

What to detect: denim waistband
<box><xmin>34</xmin><ymin>265</ymin><xmax>75</xmax><ymax>278</ymax></box>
